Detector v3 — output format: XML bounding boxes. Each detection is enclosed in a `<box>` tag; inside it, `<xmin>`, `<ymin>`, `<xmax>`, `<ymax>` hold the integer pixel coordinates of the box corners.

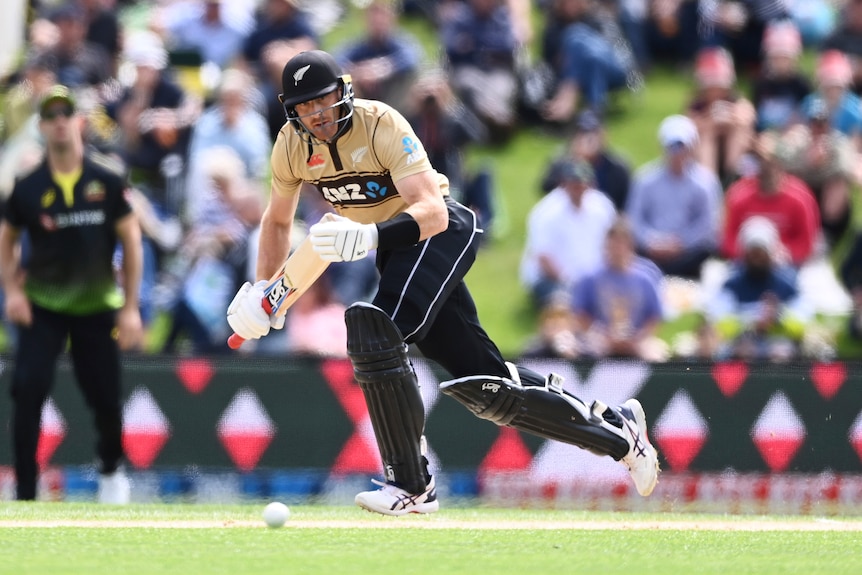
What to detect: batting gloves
<box><xmin>309</xmin><ymin>215</ymin><xmax>378</xmax><ymax>262</ymax></box>
<box><xmin>226</xmin><ymin>280</ymin><xmax>285</xmax><ymax>341</ymax></box>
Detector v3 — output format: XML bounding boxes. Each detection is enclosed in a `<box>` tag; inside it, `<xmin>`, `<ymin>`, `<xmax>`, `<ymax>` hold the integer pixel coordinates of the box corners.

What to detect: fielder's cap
<box><xmin>739</xmin><ymin>216</ymin><xmax>779</xmax><ymax>252</ymax></box>
<box><xmin>658</xmin><ymin>114</ymin><xmax>698</xmax><ymax>149</ymax></box>
<box><xmin>558</xmin><ymin>159</ymin><xmax>594</xmax><ymax>184</ymax></box>
<box><xmin>39</xmin><ymin>85</ymin><xmax>76</xmax><ymax>116</ymax></box>
<box><xmin>575</xmin><ymin>109</ymin><xmax>602</xmax><ymax>132</ymax></box>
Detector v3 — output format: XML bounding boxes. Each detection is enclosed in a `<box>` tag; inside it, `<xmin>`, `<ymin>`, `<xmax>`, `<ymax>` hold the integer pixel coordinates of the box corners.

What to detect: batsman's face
<box><xmin>294</xmin><ymin>89</ymin><xmax>342</xmax><ymax>142</ymax></box>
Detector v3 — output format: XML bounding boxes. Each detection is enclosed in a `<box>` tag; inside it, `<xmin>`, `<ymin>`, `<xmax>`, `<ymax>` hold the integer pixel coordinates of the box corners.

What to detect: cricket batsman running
<box><xmin>226</xmin><ymin>50</ymin><xmax>659</xmax><ymax>515</ymax></box>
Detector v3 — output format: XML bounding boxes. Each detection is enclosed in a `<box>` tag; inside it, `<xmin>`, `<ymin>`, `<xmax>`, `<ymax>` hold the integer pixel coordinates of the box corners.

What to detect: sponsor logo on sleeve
<box><xmin>402</xmin><ymin>136</ymin><xmax>423</xmax><ymax>165</ymax></box>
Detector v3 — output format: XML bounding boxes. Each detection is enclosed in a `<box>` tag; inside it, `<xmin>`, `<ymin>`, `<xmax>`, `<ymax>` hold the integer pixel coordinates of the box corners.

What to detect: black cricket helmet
<box><xmin>279</xmin><ymin>50</ymin><xmax>354</xmax><ymax>144</ymax></box>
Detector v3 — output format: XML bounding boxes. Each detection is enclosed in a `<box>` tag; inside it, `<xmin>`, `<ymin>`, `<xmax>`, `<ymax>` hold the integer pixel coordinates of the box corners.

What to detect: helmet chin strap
<box><xmin>294</xmin><ymin>113</ymin><xmax>354</xmax><ymax>163</ymax></box>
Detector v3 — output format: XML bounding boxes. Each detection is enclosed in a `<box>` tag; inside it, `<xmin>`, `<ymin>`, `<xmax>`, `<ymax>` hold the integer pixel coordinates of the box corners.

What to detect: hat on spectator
<box><xmin>39</xmin><ymin>85</ymin><xmax>76</xmax><ymax>116</ymax></box>
<box><xmin>218</xmin><ymin>68</ymin><xmax>250</xmax><ymax>96</ymax></box>
<box><xmin>739</xmin><ymin>216</ymin><xmax>779</xmax><ymax>252</ymax></box>
<box><xmin>694</xmin><ymin>47</ymin><xmax>735</xmax><ymax>88</ymax></box>
<box><xmin>762</xmin><ymin>21</ymin><xmax>802</xmax><ymax>58</ymax></box>
<box><xmin>124</xmin><ymin>30</ymin><xmax>168</xmax><ymax>71</ymax></box>
<box><xmin>806</xmin><ymin>97</ymin><xmax>830</xmax><ymax>122</ymax></box>
<box><xmin>575</xmin><ymin>109</ymin><xmax>602</xmax><ymax>133</ymax></box>
<box><xmin>558</xmin><ymin>159</ymin><xmax>594</xmax><ymax>184</ymax></box>
<box><xmin>658</xmin><ymin>114</ymin><xmax>698</xmax><ymax>149</ymax></box>
<box><xmin>49</xmin><ymin>2</ymin><xmax>86</xmax><ymax>22</ymax></box>
<box><xmin>817</xmin><ymin>50</ymin><xmax>852</xmax><ymax>87</ymax></box>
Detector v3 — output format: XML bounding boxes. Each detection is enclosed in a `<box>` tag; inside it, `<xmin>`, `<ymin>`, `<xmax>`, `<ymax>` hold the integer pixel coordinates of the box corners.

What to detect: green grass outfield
<box><xmin>2</xmin><ymin>503</ymin><xmax>861</xmax><ymax>575</ymax></box>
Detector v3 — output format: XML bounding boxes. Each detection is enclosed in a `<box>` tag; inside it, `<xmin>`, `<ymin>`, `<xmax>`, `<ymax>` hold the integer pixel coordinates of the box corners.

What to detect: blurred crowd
<box><xmin>1</xmin><ymin>0</ymin><xmax>862</xmax><ymax>362</ymax></box>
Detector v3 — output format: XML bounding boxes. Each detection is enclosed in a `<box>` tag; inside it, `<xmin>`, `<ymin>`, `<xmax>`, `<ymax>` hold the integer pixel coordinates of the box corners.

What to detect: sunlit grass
<box><xmin>2</xmin><ymin>503</ymin><xmax>861</xmax><ymax>575</ymax></box>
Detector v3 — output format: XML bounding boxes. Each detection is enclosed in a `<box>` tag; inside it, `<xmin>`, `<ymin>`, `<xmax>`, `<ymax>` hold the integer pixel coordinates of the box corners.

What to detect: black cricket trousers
<box><xmin>372</xmin><ymin>197</ymin><xmax>509</xmax><ymax>380</ymax></box>
<box><xmin>10</xmin><ymin>304</ymin><xmax>124</xmax><ymax>500</ymax></box>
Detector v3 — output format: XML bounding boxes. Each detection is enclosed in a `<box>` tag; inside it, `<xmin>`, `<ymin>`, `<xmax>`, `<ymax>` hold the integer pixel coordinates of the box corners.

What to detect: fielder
<box><xmin>227</xmin><ymin>50</ymin><xmax>659</xmax><ymax>515</ymax></box>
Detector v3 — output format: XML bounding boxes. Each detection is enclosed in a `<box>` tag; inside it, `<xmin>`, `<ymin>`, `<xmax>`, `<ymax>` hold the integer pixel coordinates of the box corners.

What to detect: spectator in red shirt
<box><xmin>721</xmin><ymin>133</ymin><xmax>820</xmax><ymax>267</ymax></box>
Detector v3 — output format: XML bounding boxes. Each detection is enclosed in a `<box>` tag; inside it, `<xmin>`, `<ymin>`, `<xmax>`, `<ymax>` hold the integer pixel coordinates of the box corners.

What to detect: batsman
<box><xmin>227</xmin><ymin>50</ymin><xmax>659</xmax><ymax>515</ymax></box>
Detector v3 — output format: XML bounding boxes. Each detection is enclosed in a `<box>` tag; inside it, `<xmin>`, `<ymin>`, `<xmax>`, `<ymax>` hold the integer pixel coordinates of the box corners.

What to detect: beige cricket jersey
<box><xmin>270</xmin><ymin>98</ymin><xmax>450</xmax><ymax>224</ymax></box>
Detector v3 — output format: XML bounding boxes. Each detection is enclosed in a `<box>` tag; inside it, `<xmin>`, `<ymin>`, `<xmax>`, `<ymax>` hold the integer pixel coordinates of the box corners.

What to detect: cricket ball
<box><xmin>262</xmin><ymin>501</ymin><xmax>290</xmax><ymax>528</ymax></box>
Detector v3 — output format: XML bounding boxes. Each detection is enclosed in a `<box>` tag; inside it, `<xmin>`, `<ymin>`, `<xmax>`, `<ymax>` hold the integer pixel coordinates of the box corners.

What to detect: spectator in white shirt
<box><xmin>520</xmin><ymin>159</ymin><xmax>617</xmax><ymax>308</ymax></box>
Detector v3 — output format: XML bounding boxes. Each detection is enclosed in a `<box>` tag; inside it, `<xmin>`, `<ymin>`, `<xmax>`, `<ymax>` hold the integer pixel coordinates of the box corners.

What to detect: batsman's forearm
<box><xmin>256</xmin><ymin>216</ymin><xmax>292</xmax><ymax>281</ymax></box>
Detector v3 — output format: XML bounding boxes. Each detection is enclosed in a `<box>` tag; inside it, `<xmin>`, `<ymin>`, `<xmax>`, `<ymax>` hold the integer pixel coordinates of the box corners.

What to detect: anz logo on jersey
<box><xmin>320</xmin><ymin>176</ymin><xmax>395</xmax><ymax>205</ymax></box>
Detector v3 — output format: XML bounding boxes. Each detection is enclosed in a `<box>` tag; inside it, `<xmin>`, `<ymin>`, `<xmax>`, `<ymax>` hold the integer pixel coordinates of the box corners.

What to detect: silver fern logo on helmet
<box><xmin>293</xmin><ymin>65</ymin><xmax>311</xmax><ymax>85</ymax></box>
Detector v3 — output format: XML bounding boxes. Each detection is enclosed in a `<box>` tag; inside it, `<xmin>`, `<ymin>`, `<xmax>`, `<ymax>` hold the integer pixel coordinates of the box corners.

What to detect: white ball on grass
<box><xmin>262</xmin><ymin>502</ymin><xmax>290</xmax><ymax>528</ymax></box>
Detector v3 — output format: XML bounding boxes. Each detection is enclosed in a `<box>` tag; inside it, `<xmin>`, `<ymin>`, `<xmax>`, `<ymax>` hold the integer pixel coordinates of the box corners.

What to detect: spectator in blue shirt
<box><xmin>706</xmin><ymin>216</ymin><xmax>814</xmax><ymax>361</ymax></box>
<box><xmin>241</xmin><ymin>0</ymin><xmax>318</xmax><ymax>78</ymax></box>
<box><xmin>571</xmin><ymin>216</ymin><xmax>667</xmax><ymax>361</ymax></box>
<box><xmin>30</xmin><ymin>3</ymin><xmax>112</xmax><ymax>90</ymax></box>
<box><xmin>186</xmin><ymin>68</ymin><xmax>271</xmax><ymax>222</ymax></box>
<box><xmin>440</xmin><ymin>0</ymin><xmax>520</xmax><ymax>140</ymax></box>
<box><xmin>335</xmin><ymin>0</ymin><xmax>421</xmax><ymax>113</ymax></box>
<box><xmin>625</xmin><ymin>114</ymin><xmax>723</xmax><ymax>279</ymax></box>
<box><xmin>162</xmin><ymin>0</ymin><xmax>248</xmax><ymax>69</ymax></box>
<box><xmin>539</xmin><ymin>0</ymin><xmax>636</xmax><ymax>123</ymax></box>
<box><xmin>800</xmin><ymin>50</ymin><xmax>862</xmax><ymax>151</ymax></box>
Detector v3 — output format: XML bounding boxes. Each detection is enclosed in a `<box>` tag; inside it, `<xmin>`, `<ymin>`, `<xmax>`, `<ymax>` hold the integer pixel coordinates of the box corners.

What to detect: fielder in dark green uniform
<box><xmin>0</xmin><ymin>85</ymin><xmax>143</xmax><ymax>502</ymax></box>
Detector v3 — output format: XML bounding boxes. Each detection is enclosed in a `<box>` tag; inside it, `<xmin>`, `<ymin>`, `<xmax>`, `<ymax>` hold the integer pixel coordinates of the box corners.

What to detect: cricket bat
<box><xmin>227</xmin><ymin>218</ymin><xmax>333</xmax><ymax>349</ymax></box>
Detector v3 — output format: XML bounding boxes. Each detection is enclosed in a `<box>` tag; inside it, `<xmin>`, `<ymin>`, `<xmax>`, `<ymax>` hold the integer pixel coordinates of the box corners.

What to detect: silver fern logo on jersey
<box><xmin>351</xmin><ymin>146</ymin><xmax>368</xmax><ymax>164</ymax></box>
<box><xmin>293</xmin><ymin>65</ymin><xmax>311</xmax><ymax>85</ymax></box>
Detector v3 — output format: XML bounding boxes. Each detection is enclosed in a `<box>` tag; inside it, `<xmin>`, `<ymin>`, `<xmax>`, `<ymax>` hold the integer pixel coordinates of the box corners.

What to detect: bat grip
<box><xmin>227</xmin><ymin>333</ymin><xmax>245</xmax><ymax>349</ymax></box>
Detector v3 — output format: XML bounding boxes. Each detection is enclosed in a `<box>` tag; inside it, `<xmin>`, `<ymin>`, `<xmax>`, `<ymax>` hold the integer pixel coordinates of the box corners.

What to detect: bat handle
<box><xmin>228</xmin><ymin>287</ymin><xmax>278</xmax><ymax>350</ymax></box>
<box><xmin>227</xmin><ymin>333</ymin><xmax>245</xmax><ymax>349</ymax></box>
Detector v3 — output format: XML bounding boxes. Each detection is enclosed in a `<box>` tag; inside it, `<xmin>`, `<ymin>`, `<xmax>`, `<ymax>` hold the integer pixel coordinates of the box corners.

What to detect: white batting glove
<box><xmin>226</xmin><ymin>281</ymin><xmax>283</xmax><ymax>341</ymax></box>
<box><xmin>308</xmin><ymin>215</ymin><xmax>378</xmax><ymax>262</ymax></box>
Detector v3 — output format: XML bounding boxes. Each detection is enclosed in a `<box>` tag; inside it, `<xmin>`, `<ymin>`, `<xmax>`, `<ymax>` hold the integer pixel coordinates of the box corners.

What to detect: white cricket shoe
<box><xmin>98</xmin><ymin>468</ymin><xmax>131</xmax><ymax>505</ymax></box>
<box><xmin>618</xmin><ymin>399</ymin><xmax>660</xmax><ymax>496</ymax></box>
<box><xmin>355</xmin><ymin>476</ymin><xmax>439</xmax><ymax>516</ymax></box>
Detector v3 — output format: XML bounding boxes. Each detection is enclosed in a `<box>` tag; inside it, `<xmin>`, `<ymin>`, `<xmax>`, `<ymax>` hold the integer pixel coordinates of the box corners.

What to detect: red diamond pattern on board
<box><xmin>654</xmin><ymin>390</ymin><xmax>708</xmax><ymax>471</ymax></box>
<box><xmin>122</xmin><ymin>387</ymin><xmax>170</xmax><ymax>469</ymax></box>
<box><xmin>36</xmin><ymin>398</ymin><xmax>66</xmax><ymax>469</ymax></box>
<box><xmin>217</xmin><ymin>389</ymin><xmax>275</xmax><ymax>471</ymax></box>
<box><xmin>175</xmin><ymin>358</ymin><xmax>214</xmax><ymax>394</ymax></box>
<box><xmin>711</xmin><ymin>361</ymin><xmax>749</xmax><ymax>397</ymax></box>
<box><xmin>321</xmin><ymin>359</ymin><xmax>380</xmax><ymax>475</ymax></box>
<box><xmin>751</xmin><ymin>392</ymin><xmax>806</xmax><ymax>472</ymax></box>
<box><xmin>809</xmin><ymin>362</ymin><xmax>846</xmax><ymax>400</ymax></box>
<box><xmin>479</xmin><ymin>427</ymin><xmax>533</xmax><ymax>473</ymax></box>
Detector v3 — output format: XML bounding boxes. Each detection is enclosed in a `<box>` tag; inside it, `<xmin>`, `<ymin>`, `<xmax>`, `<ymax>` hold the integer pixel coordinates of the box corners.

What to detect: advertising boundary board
<box><xmin>0</xmin><ymin>356</ymin><xmax>860</xmax><ymax>511</ymax></box>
